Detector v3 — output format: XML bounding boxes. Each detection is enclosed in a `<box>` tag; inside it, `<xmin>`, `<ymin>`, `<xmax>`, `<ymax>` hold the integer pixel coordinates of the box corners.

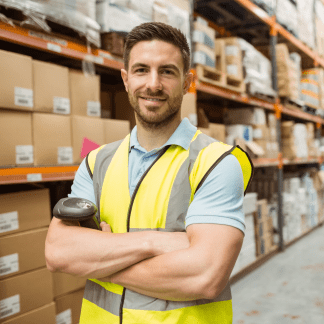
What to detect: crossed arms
<box><xmin>45</xmin><ymin>218</ymin><xmax>243</xmax><ymax>301</ymax></box>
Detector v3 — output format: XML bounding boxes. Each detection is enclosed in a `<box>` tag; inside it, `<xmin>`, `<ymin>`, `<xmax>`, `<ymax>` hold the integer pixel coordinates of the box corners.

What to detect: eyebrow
<box><xmin>131</xmin><ymin>63</ymin><xmax>181</xmax><ymax>74</ymax></box>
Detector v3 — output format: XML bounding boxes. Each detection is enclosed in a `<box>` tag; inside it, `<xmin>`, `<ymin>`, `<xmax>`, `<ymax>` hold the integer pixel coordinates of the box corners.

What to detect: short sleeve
<box><xmin>185</xmin><ymin>154</ymin><xmax>245</xmax><ymax>234</ymax></box>
<box><xmin>68</xmin><ymin>158</ymin><xmax>96</xmax><ymax>205</ymax></box>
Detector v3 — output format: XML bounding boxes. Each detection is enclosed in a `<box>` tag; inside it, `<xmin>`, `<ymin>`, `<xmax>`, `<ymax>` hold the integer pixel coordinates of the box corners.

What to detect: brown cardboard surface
<box><xmin>71</xmin><ymin>116</ymin><xmax>105</xmax><ymax>164</ymax></box>
<box><xmin>33</xmin><ymin>113</ymin><xmax>72</xmax><ymax>166</ymax></box>
<box><xmin>0</xmin><ymin>268</ymin><xmax>53</xmax><ymax>321</ymax></box>
<box><xmin>114</xmin><ymin>91</ymin><xmax>136</xmax><ymax>129</ymax></box>
<box><xmin>0</xmin><ymin>227</ymin><xmax>48</xmax><ymax>279</ymax></box>
<box><xmin>100</xmin><ymin>84</ymin><xmax>113</xmax><ymax>119</ymax></box>
<box><xmin>209</xmin><ymin>123</ymin><xmax>226</xmax><ymax>143</ymax></box>
<box><xmin>0</xmin><ymin>110</ymin><xmax>33</xmax><ymax>167</ymax></box>
<box><xmin>281</xmin><ymin>121</ymin><xmax>295</xmax><ymax>138</ymax></box>
<box><xmin>69</xmin><ymin>69</ymin><xmax>100</xmax><ymax>117</ymax></box>
<box><xmin>2</xmin><ymin>302</ymin><xmax>56</xmax><ymax>324</ymax></box>
<box><xmin>0</xmin><ymin>189</ymin><xmax>51</xmax><ymax>238</ymax></box>
<box><xmin>103</xmin><ymin>119</ymin><xmax>130</xmax><ymax>144</ymax></box>
<box><xmin>0</xmin><ymin>50</ymin><xmax>33</xmax><ymax>110</ymax></box>
<box><xmin>55</xmin><ymin>289</ymin><xmax>84</xmax><ymax>324</ymax></box>
<box><xmin>181</xmin><ymin>92</ymin><xmax>197</xmax><ymax>126</ymax></box>
<box><xmin>52</xmin><ymin>272</ymin><xmax>87</xmax><ymax>298</ymax></box>
<box><xmin>33</xmin><ymin>60</ymin><xmax>70</xmax><ymax>114</ymax></box>
<box><xmin>197</xmin><ymin>127</ymin><xmax>212</xmax><ymax>137</ymax></box>
<box><xmin>224</xmin><ymin>108</ymin><xmax>255</xmax><ymax>125</ymax></box>
<box><xmin>255</xmin><ymin>199</ymin><xmax>269</xmax><ymax>223</ymax></box>
<box><xmin>193</xmin><ymin>43</ymin><xmax>216</xmax><ymax>61</ymax></box>
<box><xmin>253</xmin><ymin>125</ymin><xmax>270</xmax><ymax>141</ymax></box>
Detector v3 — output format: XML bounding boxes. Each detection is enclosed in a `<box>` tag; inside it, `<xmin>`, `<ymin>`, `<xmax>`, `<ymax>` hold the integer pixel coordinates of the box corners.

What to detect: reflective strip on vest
<box><xmin>81</xmin><ymin>130</ymin><xmax>253</xmax><ymax>323</ymax></box>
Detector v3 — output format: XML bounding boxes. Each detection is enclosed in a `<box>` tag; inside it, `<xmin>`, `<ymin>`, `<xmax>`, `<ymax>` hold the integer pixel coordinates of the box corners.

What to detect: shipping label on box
<box><xmin>53</xmin><ymin>97</ymin><xmax>70</xmax><ymax>114</ymax></box>
<box><xmin>0</xmin><ymin>295</ymin><xmax>20</xmax><ymax>320</ymax></box>
<box><xmin>87</xmin><ymin>101</ymin><xmax>101</xmax><ymax>117</ymax></box>
<box><xmin>0</xmin><ymin>254</ymin><xmax>19</xmax><ymax>278</ymax></box>
<box><xmin>0</xmin><ymin>212</ymin><xmax>19</xmax><ymax>235</ymax></box>
<box><xmin>58</xmin><ymin>147</ymin><xmax>73</xmax><ymax>165</ymax></box>
<box><xmin>15</xmin><ymin>145</ymin><xmax>34</xmax><ymax>165</ymax></box>
<box><xmin>14</xmin><ymin>88</ymin><xmax>33</xmax><ymax>108</ymax></box>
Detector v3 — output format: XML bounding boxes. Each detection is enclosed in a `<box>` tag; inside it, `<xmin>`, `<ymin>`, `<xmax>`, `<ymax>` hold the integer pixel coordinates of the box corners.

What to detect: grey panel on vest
<box><xmin>123</xmin><ymin>283</ymin><xmax>231</xmax><ymax>311</ymax></box>
<box><xmin>83</xmin><ymin>280</ymin><xmax>122</xmax><ymax>316</ymax></box>
<box><xmin>93</xmin><ymin>140</ymin><xmax>124</xmax><ymax>222</ymax></box>
<box><xmin>164</xmin><ymin>133</ymin><xmax>218</xmax><ymax>232</ymax></box>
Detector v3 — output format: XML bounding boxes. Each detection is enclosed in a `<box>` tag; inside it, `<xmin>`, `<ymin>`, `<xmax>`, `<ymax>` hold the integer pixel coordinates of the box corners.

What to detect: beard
<box><xmin>128</xmin><ymin>89</ymin><xmax>183</xmax><ymax>130</ymax></box>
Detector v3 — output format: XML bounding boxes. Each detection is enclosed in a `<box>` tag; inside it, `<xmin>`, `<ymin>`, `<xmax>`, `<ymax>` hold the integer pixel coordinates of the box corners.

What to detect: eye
<box><xmin>135</xmin><ymin>68</ymin><xmax>146</xmax><ymax>73</ymax></box>
<box><xmin>162</xmin><ymin>69</ymin><xmax>174</xmax><ymax>75</ymax></box>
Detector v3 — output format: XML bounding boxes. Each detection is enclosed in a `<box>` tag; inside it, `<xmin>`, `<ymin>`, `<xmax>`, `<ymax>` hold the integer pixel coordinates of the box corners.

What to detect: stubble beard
<box><xmin>128</xmin><ymin>90</ymin><xmax>183</xmax><ymax>130</ymax></box>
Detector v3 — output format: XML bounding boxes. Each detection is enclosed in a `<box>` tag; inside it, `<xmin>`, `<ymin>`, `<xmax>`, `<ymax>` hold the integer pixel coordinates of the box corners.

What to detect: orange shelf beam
<box><xmin>0</xmin><ymin>22</ymin><xmax>124</xmax><ymax>71</ymax></box>
<box><xmin>252</xmin><ymin>158</ymin><xmax>279</xmax><ymax>168</ymax></box>
<box><xmin>0</xmin><ymin>166</ymin><xmax>79</xmax><ymax>184</ymax></box>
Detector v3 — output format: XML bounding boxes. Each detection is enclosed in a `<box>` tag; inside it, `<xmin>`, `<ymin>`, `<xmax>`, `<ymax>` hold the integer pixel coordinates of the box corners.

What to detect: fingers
<box><xmin>100</xmin><ymin>222</ymin><xmax>112</xmax><ymax>233</ymax></box>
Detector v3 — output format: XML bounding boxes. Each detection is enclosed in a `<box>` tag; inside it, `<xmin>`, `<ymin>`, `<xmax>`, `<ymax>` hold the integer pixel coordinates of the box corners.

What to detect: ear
<box><xmin>121</xmin><ymin>69</ymin><xmax>129</xmax><ymax>92</ymax></box>
<box><xmin>183</xmin><ymin>72</ymin><xmax>194</xmax><ymax>95</ymax></box>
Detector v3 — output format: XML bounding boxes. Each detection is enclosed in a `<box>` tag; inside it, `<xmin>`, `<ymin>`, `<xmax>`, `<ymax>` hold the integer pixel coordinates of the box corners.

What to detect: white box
<box><xmin>243</xmin><ymin>193</ymin><xmax>258</xmax><ymax>215</ymax></box>
<box><xmin>226</xmin><ymin>125</ymin><xmax>253</xmax><ymax>145</ymax></box>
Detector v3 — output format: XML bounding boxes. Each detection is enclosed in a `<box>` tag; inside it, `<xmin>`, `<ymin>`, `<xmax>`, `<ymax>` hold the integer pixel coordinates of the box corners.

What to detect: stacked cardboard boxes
<box><xmin>192</xmin><ymin>17</ymin><xmax>216</xmax><ymax>68</ymax></box>
<box><xmin>254</xmin><ymin>199</ymin><xmax>274</xmax><ymax>256</ymax></box>
<box><xmin>276</xmin><ymin>44</ymin><xmax>300</xmax><ymax>101</ymax></box>
<box><xmin>301</xmin><ymin>69</ymin><xmax>320</xmax><ymax>109</ymax></box>
<box><xmin>0</xmin><ymin>189</ymin><xmax>55</xmax><ymax>323</ymax></box>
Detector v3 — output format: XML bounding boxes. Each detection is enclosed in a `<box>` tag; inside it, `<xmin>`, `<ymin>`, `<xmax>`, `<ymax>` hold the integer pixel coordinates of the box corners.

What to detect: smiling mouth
<box><xmin>140</xmin><ymin>97</ymin><xmax>166</xmax><ymax>102</ymax></box>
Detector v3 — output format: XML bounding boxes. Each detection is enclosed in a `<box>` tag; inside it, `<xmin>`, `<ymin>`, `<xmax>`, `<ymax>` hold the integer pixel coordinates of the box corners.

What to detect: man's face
<box><xmin>121</xmin><ymin>40</ymin><xmax>192</xmax><ymax>129</ymax></box>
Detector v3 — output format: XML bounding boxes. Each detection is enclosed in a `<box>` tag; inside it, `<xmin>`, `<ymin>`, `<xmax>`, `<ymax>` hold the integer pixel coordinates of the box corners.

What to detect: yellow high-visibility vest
<box><xmin>79</xmin><ymin>130</ymin><xmax>253</xmax><ymax>324</ymax></box>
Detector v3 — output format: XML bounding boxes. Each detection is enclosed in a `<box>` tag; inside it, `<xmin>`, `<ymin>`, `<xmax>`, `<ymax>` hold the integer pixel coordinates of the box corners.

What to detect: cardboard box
<box><xmin>100</xmin><ymin>84</ymin><xmax>113</xmax><ymax>119</ymax></box>
<box><xmin>181</xmin><ymin>92</ymin><xmax>197</xmax><ymax>126</ymax></box>
<box><xmin>223</xmin><ymin>38</ymin><xmax>244</xmax><ymax>79</ymax></box>
<box><xmin>193</xmin><ymin>43</ymin><xmax>216</xmax><ymax>68</ymax></box>
<box><xmin>0</xmin><ymin>227</ymin><xmax>48</xmax><ymax>279</ymax></box>
<box><xmin>55</xmin><ymin>289</ymin><xmax>84</xmax><ymax>324</ymax></box>
<box><xmin>33</xmin><ymin>113</ymin><xmax>73</xmax><ymax>166</ymax></box>
<box><xmin>2</xmin><ymin>302</ymin><xmax>56</xmax><ymax>324</ymax></box>
<box><xmin>224</xmin><ymin>108</ymin><xmax>266</xmax><ymax>125</ymax></box>
<box><xmin>103</xmin><ymin>119</ymin><xmax>130</xmax><ymax>144</ymax></box>
<box><xmin>114</xmin><ymin>91</ymin><xmax>136</xmax><ymax>129</ymax></box>
<box><xmin>52</xmin><ymin>272</ymin><xmax>87</xmax><ymax>298</ymax></box>
<box><xmin>71</xmin><ymin>116</ymin><xmax>105</xmax><ymax>164</ymax></box>
<box><xmin>253</xmin><ymin>125</ymin><xmax>270</xmax><ymax>141</ymax></box>
<box><xmin>33</xmin><ymin>60</ymin><xmax>70</xmax><ymax>114</ymax></box>
<box><xmin>256</xmin><ymin>233</ymin><xmax>273</xmax><ymax>256</ymax></box>
<box><xmin>281</xmin><ymin>121</ymin><xmax>295</xmax><ymax>138</ymax></box>
<box><xmin>198</xmin><ymin>127</ymin><xmax>212</xmax><ymax>137</ymax></box>
<box><xmin>0</xmin><ymin>189</ymin><xmax>51</xmax><ymax>238</ymax></box>
<box><xmin>193</xmin><ymin>20</ymin><xmax>216</xmax><ymax>49</ymax></box>
<box><xmin>0</xmin><ymin>110</ymin><xmax>33</xmax><ymax>167</ymax></box>
<box><xmin>226</xmin><ymin>125</ymin><xmax>253</xmax><ymax>145</ymax></box>
<box><xmin>209</xmin><ymin>123</ymin><xmax>226</xmax><ymax>143</ymax></box>
<box><xmin>255</xmin><ymin>199</ymin><xmax>269</xmax><ymax>223</ymax></box>
<box><xmin>0</xmin><ymin>50</ymin><xmax>33</xmax><ymax>110</ymax></box>
<box><xmin>0</xmin><ymin>268</ymin><xmax>53</xmax><ymax>322</ymax></box>
<box><xmin>69</xmin><ymin>70</ymin><xmax>101</xmax><ymax>117</ymax></box>
<box><xmin>197</xmin><ymin>108</ymin><xmax>209</xmax><ymax>128</ymax></box>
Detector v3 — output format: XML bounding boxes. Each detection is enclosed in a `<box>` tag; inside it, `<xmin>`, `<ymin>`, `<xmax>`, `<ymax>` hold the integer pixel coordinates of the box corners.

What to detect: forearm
<box><xmin>106</xmin><ymin>246</ymin><xmax>214</xmax><ymax>301</ymax></box>
<box><xmin>45</xmin><ymin>218</ymin><xmax>155</xmax><ymax>278</ymax></box>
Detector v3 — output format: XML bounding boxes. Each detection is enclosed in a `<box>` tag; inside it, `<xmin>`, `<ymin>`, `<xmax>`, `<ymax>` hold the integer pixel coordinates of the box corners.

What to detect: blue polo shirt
<box><xmin>68</xmin><ymin>118</ymin><xmax>245</xmax><ymax>233</ymax></box>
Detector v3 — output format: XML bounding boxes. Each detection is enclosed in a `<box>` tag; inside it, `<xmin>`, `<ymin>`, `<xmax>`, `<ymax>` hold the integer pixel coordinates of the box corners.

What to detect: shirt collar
<box><xmin>129</xmin><ymin>118</ymin><xmax>197</xmax><ymax>153</ymax></box>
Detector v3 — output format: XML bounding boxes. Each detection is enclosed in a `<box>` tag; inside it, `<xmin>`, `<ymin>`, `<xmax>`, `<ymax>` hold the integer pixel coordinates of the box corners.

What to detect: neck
<box><xmin>136</xmin><ymin>116</ymin><xmax>181</xmax><ymax>152</ymax></box>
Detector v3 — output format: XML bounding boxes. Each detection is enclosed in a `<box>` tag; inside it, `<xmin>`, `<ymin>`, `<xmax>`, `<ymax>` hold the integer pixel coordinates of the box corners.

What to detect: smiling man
<box><xmin>45</xmin><ymin>22</ymin><xmax>253</xmax><ymax>323</ymax></box>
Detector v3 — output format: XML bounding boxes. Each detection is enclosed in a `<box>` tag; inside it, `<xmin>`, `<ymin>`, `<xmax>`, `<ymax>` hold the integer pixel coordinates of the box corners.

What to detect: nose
<box><xmin>145</xmin><ymin>70</ymin><xmax>162</xmax><ymax>93</ymax></box>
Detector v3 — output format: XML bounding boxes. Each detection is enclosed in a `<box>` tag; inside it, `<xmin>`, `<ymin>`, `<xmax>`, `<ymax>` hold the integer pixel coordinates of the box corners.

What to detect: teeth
<box><xmin>144</xmin><ymin>98</ymin><xmax>164</xmax><ymax>101</ymax></box>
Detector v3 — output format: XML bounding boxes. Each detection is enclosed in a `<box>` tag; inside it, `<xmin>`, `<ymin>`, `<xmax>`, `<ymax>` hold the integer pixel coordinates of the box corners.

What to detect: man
<box><xmin>45</xmin><ymin>22</ymin><xmax>253</xmax><ymax>323</ymax></box>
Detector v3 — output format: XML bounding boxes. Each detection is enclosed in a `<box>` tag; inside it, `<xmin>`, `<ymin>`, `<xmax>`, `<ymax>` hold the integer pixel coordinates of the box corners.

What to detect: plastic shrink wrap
<box><xmin>96</xmin><ymin>0</ymin><xmax>190</xmax><ymax>46</ymax></box>
<box><xmin>238</xmin><ymin>38</ymin><xmax>276</xmax><ymax>98</ymax></box>
<box><xmin>0</xmin><ymin>0</ymin><xmax>100</xmax><ymax>46</ymax></box>
<box><xmin>250</xmin><ymin>0</ymin><xmax>275</xmax><ymax>15</ymax></box>
<box><xmin>296</xmin><ymin>0</ymin><xmax>315</xmax><ymax>50</ymax></box>
<box><xmin>276</xmin><ymin>0</ymin><xmax>298</xmax><ymax>37</ymax></box>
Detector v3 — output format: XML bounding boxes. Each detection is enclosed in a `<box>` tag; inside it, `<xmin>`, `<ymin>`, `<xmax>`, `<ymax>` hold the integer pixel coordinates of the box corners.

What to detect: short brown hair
<box><xmin>124</xmin><ymin>22</ymin><xmax>191</xmax><ymax>74</ymax></box>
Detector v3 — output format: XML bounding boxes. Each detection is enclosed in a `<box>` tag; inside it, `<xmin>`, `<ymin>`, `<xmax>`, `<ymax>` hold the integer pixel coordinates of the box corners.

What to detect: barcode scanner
<box><xmin>53</xmin><ymin>197</ymin><xmax>100</xmax><ymax>230</ymax></box>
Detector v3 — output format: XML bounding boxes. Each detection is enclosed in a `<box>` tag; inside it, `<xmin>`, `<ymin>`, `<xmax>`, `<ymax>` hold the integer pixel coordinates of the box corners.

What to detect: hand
<box><xmin>100</xmin><ymin>222</ymin><xmax>112</xmax><ymax>233</ymax></box>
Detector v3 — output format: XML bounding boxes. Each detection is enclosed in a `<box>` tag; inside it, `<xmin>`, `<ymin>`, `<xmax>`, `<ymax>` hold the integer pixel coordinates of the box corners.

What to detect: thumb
<box><xmin>100</xmin><ymin>222</ymin><xmax>112</xmax><ymax>233</ymax></box>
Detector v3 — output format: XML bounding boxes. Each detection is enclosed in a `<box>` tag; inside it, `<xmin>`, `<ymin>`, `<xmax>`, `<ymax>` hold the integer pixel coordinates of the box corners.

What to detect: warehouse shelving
<box><xmin>0</xmin><ymin>0</ymin><xmax>324</xmax><ymax>286</ymax></box>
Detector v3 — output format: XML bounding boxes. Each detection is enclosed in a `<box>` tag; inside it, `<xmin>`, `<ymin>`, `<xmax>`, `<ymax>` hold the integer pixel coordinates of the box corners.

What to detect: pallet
<box><xmin>281</xmin><ymin>97</ymin><xmax>304</xmax><ymax>110</ymax></box>
<box><xmin>247</xmin><ymin>84</ymin><xmax>276</xmax><ymax>103</ymax></box>
<box><xmin>196</xmin><ymin>64</ymin><xmax>245</xmax><ymax>93</ymax></box>
<box><xmin>302</xmin><ymin>105</ymin><xmax>319</xmax><ymax>116</ymax></box>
